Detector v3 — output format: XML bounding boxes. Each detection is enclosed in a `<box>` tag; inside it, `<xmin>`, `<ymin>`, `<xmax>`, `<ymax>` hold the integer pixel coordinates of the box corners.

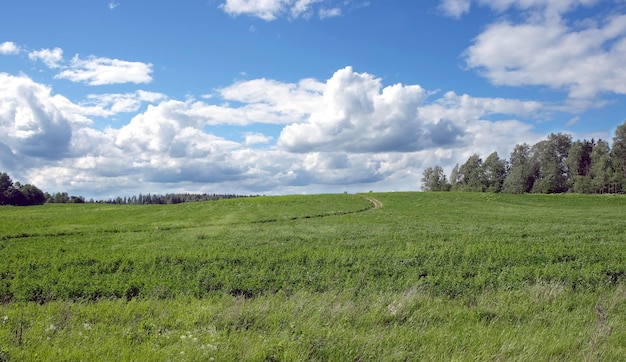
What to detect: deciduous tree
<box><xmin>531</xmin><ymin>133</ymin><xmax>571</xmax><ymax>193</ymax></box>
<box><xmin>482</xmin><ymin>152</ymin><xmax>507</xmax><ymax>193</ymax></box>
<box><xmin>421</xmin><ymin>165</ymin><xmax>449</xmax><ymax>191</ymax></box>
<box><xmin>457</xmin><ymin>154</ymin><xmax>484</xmax><ymax>192</ymax></box>
<box><xmin>610</xmin><ymin>120</ymin><xmax>626</xmax><ymax>192</ymax></box>
<box><xmin>589</xmin><ymin>139</ymin><xmax>613</xmax><ymax>193</ymax></box>
<box><xmin>503</xmin><ymin>143</ymin><xmax>536</xmax><ymax>194</ymax></box>
<box><xmin>567</xmin><ymin>139</ymin><xmax>594</xmax><ymax>193</ymax></box>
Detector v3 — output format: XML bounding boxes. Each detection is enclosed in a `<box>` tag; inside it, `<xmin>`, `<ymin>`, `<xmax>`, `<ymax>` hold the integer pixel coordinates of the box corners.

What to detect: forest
<box><xmin>422</xmin><ymin>120</ymin><xmax>626</xmax><ymax>194</ymax></box>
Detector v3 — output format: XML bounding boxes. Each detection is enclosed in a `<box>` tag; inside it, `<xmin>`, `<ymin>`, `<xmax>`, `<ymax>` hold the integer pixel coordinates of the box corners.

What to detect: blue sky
<box><xmin>1</xmin><ymin>0</ymin><xmax>626</xmax><ymax>198</ymax></box>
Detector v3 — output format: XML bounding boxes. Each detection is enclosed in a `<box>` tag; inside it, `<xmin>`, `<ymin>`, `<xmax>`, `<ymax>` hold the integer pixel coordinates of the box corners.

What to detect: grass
<box><xmin>1</xmin><ymin>192</ymin><xmax>626</xmax><ymax>360</ymax></box>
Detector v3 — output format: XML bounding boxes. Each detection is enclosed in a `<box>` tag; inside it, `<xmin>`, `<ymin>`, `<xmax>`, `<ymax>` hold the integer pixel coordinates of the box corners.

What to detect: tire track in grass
<box><xmin>253</xmin><ymin>196</ymin><xmax>382</xmax><ymax>223</ymax></box>
<box><xmin>364</xmin><ymin>197</ymin><xmax>383</xmax><ymax>209</ymax></box>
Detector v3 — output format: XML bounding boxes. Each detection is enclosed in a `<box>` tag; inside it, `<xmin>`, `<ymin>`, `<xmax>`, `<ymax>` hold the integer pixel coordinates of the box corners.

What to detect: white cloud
<box><xmin>244</xmin><ymin>132</ymin><xmax>273</xmax><ymax>145</ymax></box>
<box><xmin>439</xmin><ymin>0</ymin><xmax>470</xmax><ymax>18</ymax></box>
<box><xmin>0</xmin><ymin>68</ymin><xmax>545</xmax><ymax>198</ymax></box>
<box><xmin>89</xmin><ymin>91</ymin><xmax>166</xmax><ymax>113</ymax></box>
<box><xmin>290</xmin><ymin>0</ymin><xmax>322</xmax><ymax>18</ymax></box>
<box><xmin>0</xmin><ymin>41</ymin><xmax>20</xmax><ymax>55</ymax></box>
<box><xmin>275</xmin><ymin>67</ymin><xmax>543</xmax><ymax>159</ymax></box>
<box><xmin>108</xmin><ymin>1</ymin><xmax>119</xmax><ymax>10</ymax></box>
<box><xmin>28</xmin><ymin>48</ymin><xmax>64</xmax><ymax>68</ymax></box>
<box><xmin>319</xmin><ymin>7</ymin><xmax>341</xmax><ymax>19</ymax></box>
<box><xmin>220</xmin><ymin>0</ymin><xmax>287</xmax><ymax>20</ymax></box>
<box><xmin>465</xmin><ymin>14</ymin><xmax>626</xmax><ymax>99</ymax></box>
<box><xmin>419</xmin><ymin>91</ymin><xmax>543</xmax><ymax>121</ymax></box>
<box><xmin>0</xmin><ymin>73</ymin><xmax>73</xmax><ymax>161</ymax></box>
<box><xmin>278</xmin><ymin>67</ymin><xmax>427</xmax><ymax>153</ymax></box>
<box><xmin>456</xmin><ymin>0</ymin><xmax>626</xmax><ymax>103</ymax></box>
<box><xmin>219</xmin><ymin>77</ymin><xmax>324</xmax><ymax>120</ymax></box>
<box><xmin>220</xmin><ymin>0</ymin><xmax>343</xmax><ymax>20</ymax></box>
<box><xmin>440</xmin><ymin>0</ymin><xmax>599</xmax><ymax>18</ymax></box>
<box><xmin>105</xmin><ymin>67</ymin><xmax>541</xmax><ymax>193</ymax></box>
<box><xmin>40</xmin><ymin>90</ymin><xmax>167</xmax><ymax>128</ymax></box>
<box><xmin>55</xmin><ymin>55</ymin><xmax>153</xmax><ymax>85</ymax></box>
<box><xmin>566</xmin><ymin>116</ymin><xmax>580</xmax><ymax>127</ymax></box>
<box><xmin>475</xmin><ymin>0</ymin><xmax>598</xmax><ymax>16</ymax></box>
<box><xmin>26</xmin><ymin>47</ymin><xmax>155</xmax><ymax>87</ymax></box>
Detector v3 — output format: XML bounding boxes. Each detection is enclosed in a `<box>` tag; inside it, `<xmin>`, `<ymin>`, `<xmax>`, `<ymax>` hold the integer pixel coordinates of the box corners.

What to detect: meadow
<box><xmin>1</xmin><ymin>192</ymin><xmax>626</xmax><ymax>361</ymax></box>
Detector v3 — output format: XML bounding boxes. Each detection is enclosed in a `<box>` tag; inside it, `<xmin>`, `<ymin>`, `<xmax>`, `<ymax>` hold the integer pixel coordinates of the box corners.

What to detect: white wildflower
<box><xmin>83</xmin><ymin>322</ymin><xmax>92</xmax><ymax>330</ymax></box>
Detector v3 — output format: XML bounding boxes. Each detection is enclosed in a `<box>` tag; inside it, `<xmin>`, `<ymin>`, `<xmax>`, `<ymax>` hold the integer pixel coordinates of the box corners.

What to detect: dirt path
<box><xmin>364</xmin><ymin>197</ymin><xmax>383</xmax><ymax>209</ymax></box>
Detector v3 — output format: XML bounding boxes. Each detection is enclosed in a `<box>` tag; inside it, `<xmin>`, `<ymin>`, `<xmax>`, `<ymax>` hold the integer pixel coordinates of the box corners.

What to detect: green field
<box><xmin>2</xmin><ymin>192</ymin><xmax>626</xmax><ymax>361</ymax></box>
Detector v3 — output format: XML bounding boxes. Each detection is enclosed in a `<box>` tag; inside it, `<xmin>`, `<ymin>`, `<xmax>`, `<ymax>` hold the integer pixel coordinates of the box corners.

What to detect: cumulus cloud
<box><xmin>0</xmin><ymin>41</ymin><xmax>20</xmax><ymax>55</ymax></box>
<box><xmin>439</xmin><ymin>0</ymin><xmax>470</xmax><ymax>18</ymax></box>
<box><xmin>220</xmin><ymin>0</ymin><xmax>344</xmax><ymax>20</ymax></box>
<box><xmin>457</xmin><ymin>0</ymin><xmax>626</xmax><ymax>102</ymax></box>
<box><xmin>0</xmin><ymin>73</ymin><xmax>73</xmax><ymax>161</ymax></box>
<box><xmin>28</xmin><ymin>48</ymin><xmax>64</xmax><ymax>68</ymax></box>
<box><xmin>278</xmin><ymin>67</ymin><xmax>427</xmax><ymax>152</ymax></box>
<box><xmin>55</xmin><ymin>55</ymin><xmax>153</xmax><ymax>85</ymax></box>
<box><xmin>275</xmin><ymin>67</ymin><xmax>541</xmax><ymax>155</ymax></box>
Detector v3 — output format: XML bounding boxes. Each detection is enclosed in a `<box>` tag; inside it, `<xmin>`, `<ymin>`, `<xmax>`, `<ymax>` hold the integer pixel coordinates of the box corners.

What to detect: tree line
<box><xmin>43</xmin><ymin>192</ymin><xmax>255</xmax><ymax>205</ymax></box>
<box><xmin>91</xmin><ymin>193</ymin><xmax>256</xmax><ymax>205</ymax></box>
<box><xmin>1</xmin><ymin>172</ymin><xmax>255</xmax><ymax>206</ymax></box>
<box><xmin>422</xmin><ymin>120</ymin><xmax>626</xmax><ymax>194</ymax></box>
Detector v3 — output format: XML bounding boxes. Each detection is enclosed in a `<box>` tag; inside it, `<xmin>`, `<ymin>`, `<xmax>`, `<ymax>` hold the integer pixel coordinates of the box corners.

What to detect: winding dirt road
<box><xmin>364</xmin><ymin>197</ymin><xmax>383</xmax><ymax>209</ymax></box>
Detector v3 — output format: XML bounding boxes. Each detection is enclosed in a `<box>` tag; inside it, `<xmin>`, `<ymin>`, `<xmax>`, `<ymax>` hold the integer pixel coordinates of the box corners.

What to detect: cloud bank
<box><xmin>0</xmin><ymin>66</ymin><xmax>542</xmax><ymax>198</ymax></box>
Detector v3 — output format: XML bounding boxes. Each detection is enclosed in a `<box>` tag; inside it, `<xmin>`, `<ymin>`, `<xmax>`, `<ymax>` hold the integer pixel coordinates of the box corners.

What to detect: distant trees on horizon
<box><xmin>422</xmin><ymin>120</ymin><xmax>626</xmax><ymax>195</ymax></box>
<box><xmin>44</xmin><ymin>192</ymin><xmax>255</xmax><ymax>205</ymax></box>
<box><xmin>90</xmin><ymin>193</ymin><xmax>256</xmax><ymax>205</ymax></box>
<box><xmin>0</xmin><ymin>171</ymin><xmax>256</xmax><ymax>206</ymax></box>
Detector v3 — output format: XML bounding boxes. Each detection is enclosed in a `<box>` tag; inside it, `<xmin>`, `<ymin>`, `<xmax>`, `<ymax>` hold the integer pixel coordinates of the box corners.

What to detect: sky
<box><xmin>1</xmin><ymin>0</ymin><xmax>626</xmax><ymax>198</ymax></box>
